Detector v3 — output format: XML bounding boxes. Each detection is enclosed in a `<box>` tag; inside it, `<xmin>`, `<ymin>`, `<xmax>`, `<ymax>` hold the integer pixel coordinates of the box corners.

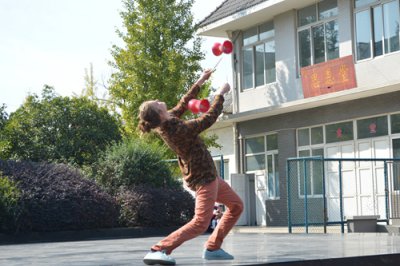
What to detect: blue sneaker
<box><xmin>202</xmin><ymin>248</ymin><xmax>234</xmax><ymax>260</ymax></box>
<box><xmin>143</xmin><ymin>250</ymin><xmax>176</xmax><ymax>265</ymax></box>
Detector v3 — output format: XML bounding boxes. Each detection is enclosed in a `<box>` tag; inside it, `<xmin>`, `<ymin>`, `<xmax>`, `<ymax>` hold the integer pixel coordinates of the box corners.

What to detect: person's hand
<box><xmin>196</xmin><ymin>69</ymin><xmax>212</xmax><ymax>87</ymax></box>
<box><xmin>201</xmin><ymin>69</ymin><xmax>212</xmax><ymax>81</ymax></box>
<box><xmin>216</xmin><ymin>83</ymin><xmax>230</xmax><ymax>95</ymax></box>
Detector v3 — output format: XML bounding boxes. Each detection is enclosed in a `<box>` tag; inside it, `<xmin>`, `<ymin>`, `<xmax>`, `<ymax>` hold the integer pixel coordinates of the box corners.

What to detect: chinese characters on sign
<box><xmin>301</xmin><ymin>55</ymin><xmax>357</xmax><ymax>98</ymax></box>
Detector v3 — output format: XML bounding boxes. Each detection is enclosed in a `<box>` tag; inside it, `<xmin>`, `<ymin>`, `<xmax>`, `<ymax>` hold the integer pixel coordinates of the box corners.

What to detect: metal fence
<box><xmin>287</xmin><ymin>157</ymin><xmax>400</xmax><ymax>233</ymax></box>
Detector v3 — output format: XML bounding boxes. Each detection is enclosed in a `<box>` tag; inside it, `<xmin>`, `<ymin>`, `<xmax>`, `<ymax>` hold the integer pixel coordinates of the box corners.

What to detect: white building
<box><xmin>199</xmin><ymin>0</ymin><xmax>400</xmax><ymax>226</ymax></box>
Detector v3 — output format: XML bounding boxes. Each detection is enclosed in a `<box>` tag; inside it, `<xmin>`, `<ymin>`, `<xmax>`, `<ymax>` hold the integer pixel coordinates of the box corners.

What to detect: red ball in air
<box><xmin>188</xmin><ymin>99</ymin><xmax>210</xmax><ymax>114</ymax></box>
<box><xmin>221</xmin><ymin>40</ymin><xmax>233</xmax><ymax>54</ymax></box>
<box><xmin>212</xmin><ymin>42</ymin><xmax>223</xmax><ymax>56</ymax></box>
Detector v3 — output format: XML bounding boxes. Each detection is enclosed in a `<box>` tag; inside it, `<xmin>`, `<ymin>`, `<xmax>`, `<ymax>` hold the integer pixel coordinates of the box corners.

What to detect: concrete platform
<box><xmin>1</xmin><ymin>231</ymin><xmax>400</xmax><ymax>265</ymax></box>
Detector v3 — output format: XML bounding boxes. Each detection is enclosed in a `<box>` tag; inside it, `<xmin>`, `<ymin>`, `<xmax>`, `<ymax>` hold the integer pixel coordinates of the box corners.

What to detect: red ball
<box><xmin>188</xmin><ymin>99</ymin><xmax>210</xmax><ymax>114</ymax></box>
<box><xmin>221</xmin><ymin>40</ymin><xmax>233</xmax><ymax>54</ymax></box>
<box><xmin>212</xmin><ymin>42</ymin><xmax>223</xmax><ymax>56</ymax></box>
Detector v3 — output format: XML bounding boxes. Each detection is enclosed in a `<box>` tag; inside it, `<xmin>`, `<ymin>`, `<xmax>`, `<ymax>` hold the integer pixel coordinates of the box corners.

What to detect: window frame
<box><xmin>297</xmin><ymin>126</ymin><xmax>326</xmax><ymax>198</ymax></box>
<box><xmin>241</xmin><ymin>21</ymin><xmax>276</xmax><ymax>91</ymax></box>
<box><xmin>244</xmin><ymin>133</ymin><xmax>280</xmax><ymax>200</ymax></box>
<box><xmin>353</xmin><ymin>0</ymin><xmax>400</xmax><ymax>62</ymax></box>
<box><xmin>297</xmin><ymin>0</ymin><xmax>339</xmax><ymax>69</ymax></box>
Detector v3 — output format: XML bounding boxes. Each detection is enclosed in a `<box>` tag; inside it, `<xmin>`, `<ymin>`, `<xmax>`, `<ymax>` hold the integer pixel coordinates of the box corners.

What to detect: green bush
<box><xmin>0</xmin><ymin>160</ymin><xmax>119</xmax><ymax>233</ymax></box>
<box><xmin>117</xmin><ymin>185</ymin><xmax>194</xmax><ymax>227</ymax></box>
<box><xmin>87</xmin><ymin>138</ymin><xmax>180</xmax><ymax>194</ymax></box>
<box><xmin>0</xmin><ymin>172</ymin><xmax>20</xmax><ymax>231</ymax></box>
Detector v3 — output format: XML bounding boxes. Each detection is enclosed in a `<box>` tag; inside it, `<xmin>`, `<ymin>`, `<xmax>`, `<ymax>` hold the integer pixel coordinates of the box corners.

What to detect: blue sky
<box><xmin>0</xmin><ymin>0</ymin><xmax>230</xmax><ymax>113</ymax></box>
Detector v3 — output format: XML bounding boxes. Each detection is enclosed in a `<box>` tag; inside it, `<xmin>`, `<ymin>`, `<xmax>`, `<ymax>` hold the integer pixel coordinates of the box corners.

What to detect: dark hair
<box><xmin>138</xmin><ymin>101</ymin><xmax>162</xmax><ymax>133</ymax></box>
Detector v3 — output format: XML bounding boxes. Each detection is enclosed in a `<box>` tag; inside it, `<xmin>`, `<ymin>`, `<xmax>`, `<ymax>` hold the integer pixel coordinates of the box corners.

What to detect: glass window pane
<box><xmin>299</xmin><ymin>158</ymin><xmax>312</xmax><ymax>196</ymax></box>
<box><xmin>326</xmin><ymin>20</ymin><xmax>339</xmax><ymax>60</ymax></box>
<box><xmin>255</xmin><ymin>44</ymin><xmax>265</xmax><ymax>87</ymax></box>
<box><xmin>326</xmin><ymin>122</ymin><xmax>354</xmax><ymax>143</ymax></box>
<box><xmin>357</xmin><ymin>116</ymin><xmax>388</xmax><ymax>139</ymax></box>
<box><xmin>391</xmin><ymin>114</ymin><xmax>400</xmax><ymax>134</ymax></box>
<box><xmin>245</xmin><ymin>136</ymin><xmax>265</xmax><ymax>154</ymax></box>
<box><xmin>312</xmin><ymin>158</ymin><xmax>323</xmax><ymax>194</ymax></box>
<box><xmin>216</xmin><ymin>160</ymin><xmax>230</xmax><ymax>180</ymax></box>
<box><xmin>393</xmin><ymin>139</ymin><xmax>400</xmax><ymax>190</ymax></box>
<box><xmin>383</xmin><ymin>1</ymin><xmax>400</xmax><ymax>54</ymax></box>
<box><xmin>267</xmin><ymin>154</ymin><xmax>274</xmax><ymax>198</ymax></box>
<box><xmin>355</xmin><ymin>0</ymin><xmax>377</xmax><ymax>8</ymax></box>
<box><xmin>298</xmin><ymin>128</ymin><xmax>310</xmax><ymax>146</ymax></box>
<box><xmin>274</xmin><ymin>154</ymin><xmax>280</xmax><ymax>197</ymax></box>
<box><xmin>243</xmin><ymin>47</ymin><xmax>253</xmax><ymax>89</ymax></box>
<box><xmin>319</xmin><ymin>0</ymin><xmax>338</xmax><ymax>20</ymax></box>
<box><xmin>299</xmin><ymin>29</ymin><xmax>311</xmax><ymax>67</ymax></box>
<box><xmin>311</xmin><ymin>126</ymin><xmax>324</xmax><ymax>144</ymax></box>
<box><xmin>312</xmin><ymin>148</ymin><xmax>324</xmax><ymax>157</ymax></box>
<box><xmin>373</xmin><ymin>6</ymin><xmax>384</xmax><ymax>56</ymax></box>
<box><xmin>243</xmin><ymin>27</ymin><xmax>258</xmax><ymax>46</ymax></box>
<box><xmin>265</xmin><ymin>40</ymin><xmax>276</xmax><ymax>84</ymax></box>
<box><xmin>224</xmin><ymin>161</ymin><xmax>229</xmax><ymax>180</ymax></box>
<box><xmin>246</xmin><ymin>154</ymin><xmax>265</xmax><ymax>171</ymax></box>
<box><xmin>260</xmin><ymin>22</ymin><xmax>274</xmax><ymax>40</ymax></box>
<box><xmin>299</xmin><ymin>150</ymin><xmax>310</xmax><ymax>157</ymax></box>
<box><xmin>298</xmin><ymin>5</ymin><xmax>317</xmax><ymax>27</ymax></box>
<box><xmin>267</xmin><ymin>134</ymin><xmax>278</xmax><ymax>151</ymax></box>
<box><xmin>313</xmin><ymin>24</ymin><xmax>326</xmax><ymax>64</ymax></box>
<box><xmin>355</xmin><ymin>10</ymin><xmax>372</xmax><ymax>60</ymax></box>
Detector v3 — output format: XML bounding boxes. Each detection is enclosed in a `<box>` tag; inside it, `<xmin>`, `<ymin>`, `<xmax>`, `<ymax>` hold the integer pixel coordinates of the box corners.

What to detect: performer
<box><xmin>139</xmin><ymin>69</ymin><xmax>243</xmax><ymax>265</ymax></box>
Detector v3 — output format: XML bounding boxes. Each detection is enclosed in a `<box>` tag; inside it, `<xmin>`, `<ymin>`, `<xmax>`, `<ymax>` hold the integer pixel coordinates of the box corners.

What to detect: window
<box><xmin>298</xmin><ymin>149</ymin><xmax>324</xmax><ymax>197</ymax></box>
<box><xmin>391</xmin><ymin>113</ymin><xmax>400</xmax><ymax>134</ymax></box>
<box><xmin>325</xmin><ymin>121</ymin><xmax>354</xmax><ymax>143</ymax></box>
<box><xmin>215</xmin><ymin>159</ymin><xmax>230</xmax><ymax>181</ymax></box>
<box><xmin>297</xmin><ymin>127</ymin><xmax>325</xmax><ymax>197</ymax></box>
<box><xmin>245</xmin><ymin>134</ymin><xmax>279</xmax><ymax>199</ymax></box>
<box><xmin>393</xmin><ymin>139</ymin><xmax>400</xmax><ymax>190</ymax></box>
<box><xmin>357</xmin><ymin>116</ymin><xmax>388</xmax><ymax>139</ymax></box>
<box><xmin>298</xmin><ymin>0</ymin><xmax>339</xmax><ymax>68</ymax></box>
<box><xmin>242</xmin><ymin>21</ymin><xmax>276</xmax><ymax>90</ymax></box>
<box><xmin>298</xmin><ymin>126</ymin><xmax>324</xmax><ymax>147</ymax></box>
<box><xmin>354</xmin><ymin>0</ymin><xmax>400</xmax><ymax>61</ymax></box>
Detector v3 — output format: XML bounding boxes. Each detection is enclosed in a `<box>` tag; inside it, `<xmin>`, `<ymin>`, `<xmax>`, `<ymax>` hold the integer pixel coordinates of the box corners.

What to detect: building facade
<box><xmin>199</xmin><ymin>0</ymin><xmax>400</xmax><ymax>226</ymax></box>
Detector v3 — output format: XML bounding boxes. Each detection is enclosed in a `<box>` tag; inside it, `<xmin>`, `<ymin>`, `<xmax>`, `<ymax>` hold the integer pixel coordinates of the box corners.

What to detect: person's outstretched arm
<box><xmin>170</xmin><ymin>69</ymin><xmax>212</xmax><ymax>118</ymax></box>
<box><xmin>186</xmin><ymin>83</ymin><xmax>230</xmax><ymax>135</ymax></box>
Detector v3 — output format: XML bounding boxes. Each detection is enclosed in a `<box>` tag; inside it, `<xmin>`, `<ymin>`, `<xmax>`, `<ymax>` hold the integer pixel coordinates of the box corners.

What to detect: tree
<box><xmin>1</xmin><ymin>86</ymin><xmax>122</xmax><ymax>166</ymax></box>
<box><xmin>0</xmin><ymin>104</ymin><xmax>10</xmax><ymax>159</ymax></box>
<box><xmin>0</xmin><ymin>104</ymin><xmax>7</xmax><ymax>130</ymax></box>
<box><xmin>108</xmin><ymin>0</ymin><xmax>205</xmax><ymax>135</ymax></box>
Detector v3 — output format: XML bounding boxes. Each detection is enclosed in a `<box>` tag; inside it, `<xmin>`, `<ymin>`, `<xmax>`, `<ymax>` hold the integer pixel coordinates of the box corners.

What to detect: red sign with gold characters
<box><xmin>300</xmin><ymin>55</ymin><xmax>357</xmax><ymax>98</ymax></box>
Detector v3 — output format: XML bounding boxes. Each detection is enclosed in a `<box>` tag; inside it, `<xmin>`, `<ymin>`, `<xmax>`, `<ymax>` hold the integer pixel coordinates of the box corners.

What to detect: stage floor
<box><xmin>1</xmin><ymin>231</ymin><xmax>400</xmax><ymax>265</ymax></box>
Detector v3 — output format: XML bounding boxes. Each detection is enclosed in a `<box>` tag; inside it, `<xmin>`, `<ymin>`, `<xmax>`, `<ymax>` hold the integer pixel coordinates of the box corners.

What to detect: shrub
<box><xmin>0</xmin><ymin>160</ymin><xmax>119</xmax><ymax>233</ymax></box>
<box><xmin>117</xmin><ymin>185</ymin><xmax>194</xmax><ymax>227</ymax></box>
<box><xmin>87</xmin><ymin>138</ymin><xmax>180</xmax><ymax>195</ymax></box>
<box><xmin>0</xmin><ymin>172</ymin><xmax>20</xmax><ymax>231</ymax></box>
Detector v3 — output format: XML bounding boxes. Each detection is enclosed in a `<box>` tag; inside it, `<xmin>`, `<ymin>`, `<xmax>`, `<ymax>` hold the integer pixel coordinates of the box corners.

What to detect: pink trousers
<box><xmin>151</xmin><ymin>177</ymin><xmax>243</xmax><ymax>254</ymax></box>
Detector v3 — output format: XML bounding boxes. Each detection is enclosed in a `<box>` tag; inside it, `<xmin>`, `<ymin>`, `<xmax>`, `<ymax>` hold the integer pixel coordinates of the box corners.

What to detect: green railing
<box><xmin>287</xmin><ymin>157</ymin><xmax>400</xmax><ymax>233</ymax></box>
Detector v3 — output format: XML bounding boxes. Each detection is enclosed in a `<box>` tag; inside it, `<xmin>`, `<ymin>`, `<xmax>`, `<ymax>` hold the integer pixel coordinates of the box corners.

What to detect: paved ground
<box><xmin>1</xmin><ymin>230</ymin><xmax>400</xmax><ymax>265</ymax></box>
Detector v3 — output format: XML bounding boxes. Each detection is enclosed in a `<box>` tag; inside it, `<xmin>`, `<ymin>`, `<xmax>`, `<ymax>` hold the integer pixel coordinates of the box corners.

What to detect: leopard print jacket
<box><xmin>157</xmin><ymin>83</ymin><xmax>224</xmax><ymax>191</ymax></box>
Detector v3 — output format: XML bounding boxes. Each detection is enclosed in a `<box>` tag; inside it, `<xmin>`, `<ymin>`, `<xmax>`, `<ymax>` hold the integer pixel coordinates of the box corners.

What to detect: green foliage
<box><xmin>117</xmin><ymin>186</ymin><xmax>194</xmax><ymax>227</ymax></box>
<box><xmin>109</xmin><ymin>0</ymin><xmax>205</xmax><ymax>135</ymax></box>
<box><xmin>1</xmin><ymin>86</ymin><xmax>122</xmax><ymax>166</ymax></box>
<box><xmin>0</xmin><ymin>161</ymin><xmax>119</xmax><ymax>233</ymax></box>
<box><xmin>0</xmin><ymin>104</ymin><xmax>10</xmax><ymax>160</ymax></box>
<box><xmin>0</xmin><ymin>104</ymin><xmax>7</xmax><ymax>130</ymax></box>
<box><xmin>0</xmin><ymin>172</ymin><xmax>20</xmax><ymax>231</ymax></box>
<box><xmin>87</xmin><ymin>137</ymin><xmax>180</xmax><ymax>195</ymax></box>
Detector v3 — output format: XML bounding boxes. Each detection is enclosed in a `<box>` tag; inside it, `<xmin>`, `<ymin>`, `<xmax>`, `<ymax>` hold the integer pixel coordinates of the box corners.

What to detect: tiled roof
<box><xmin>198</xmin><ymin>0</ymin><xmax>268</xmax><ymax>28</ymax></box>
